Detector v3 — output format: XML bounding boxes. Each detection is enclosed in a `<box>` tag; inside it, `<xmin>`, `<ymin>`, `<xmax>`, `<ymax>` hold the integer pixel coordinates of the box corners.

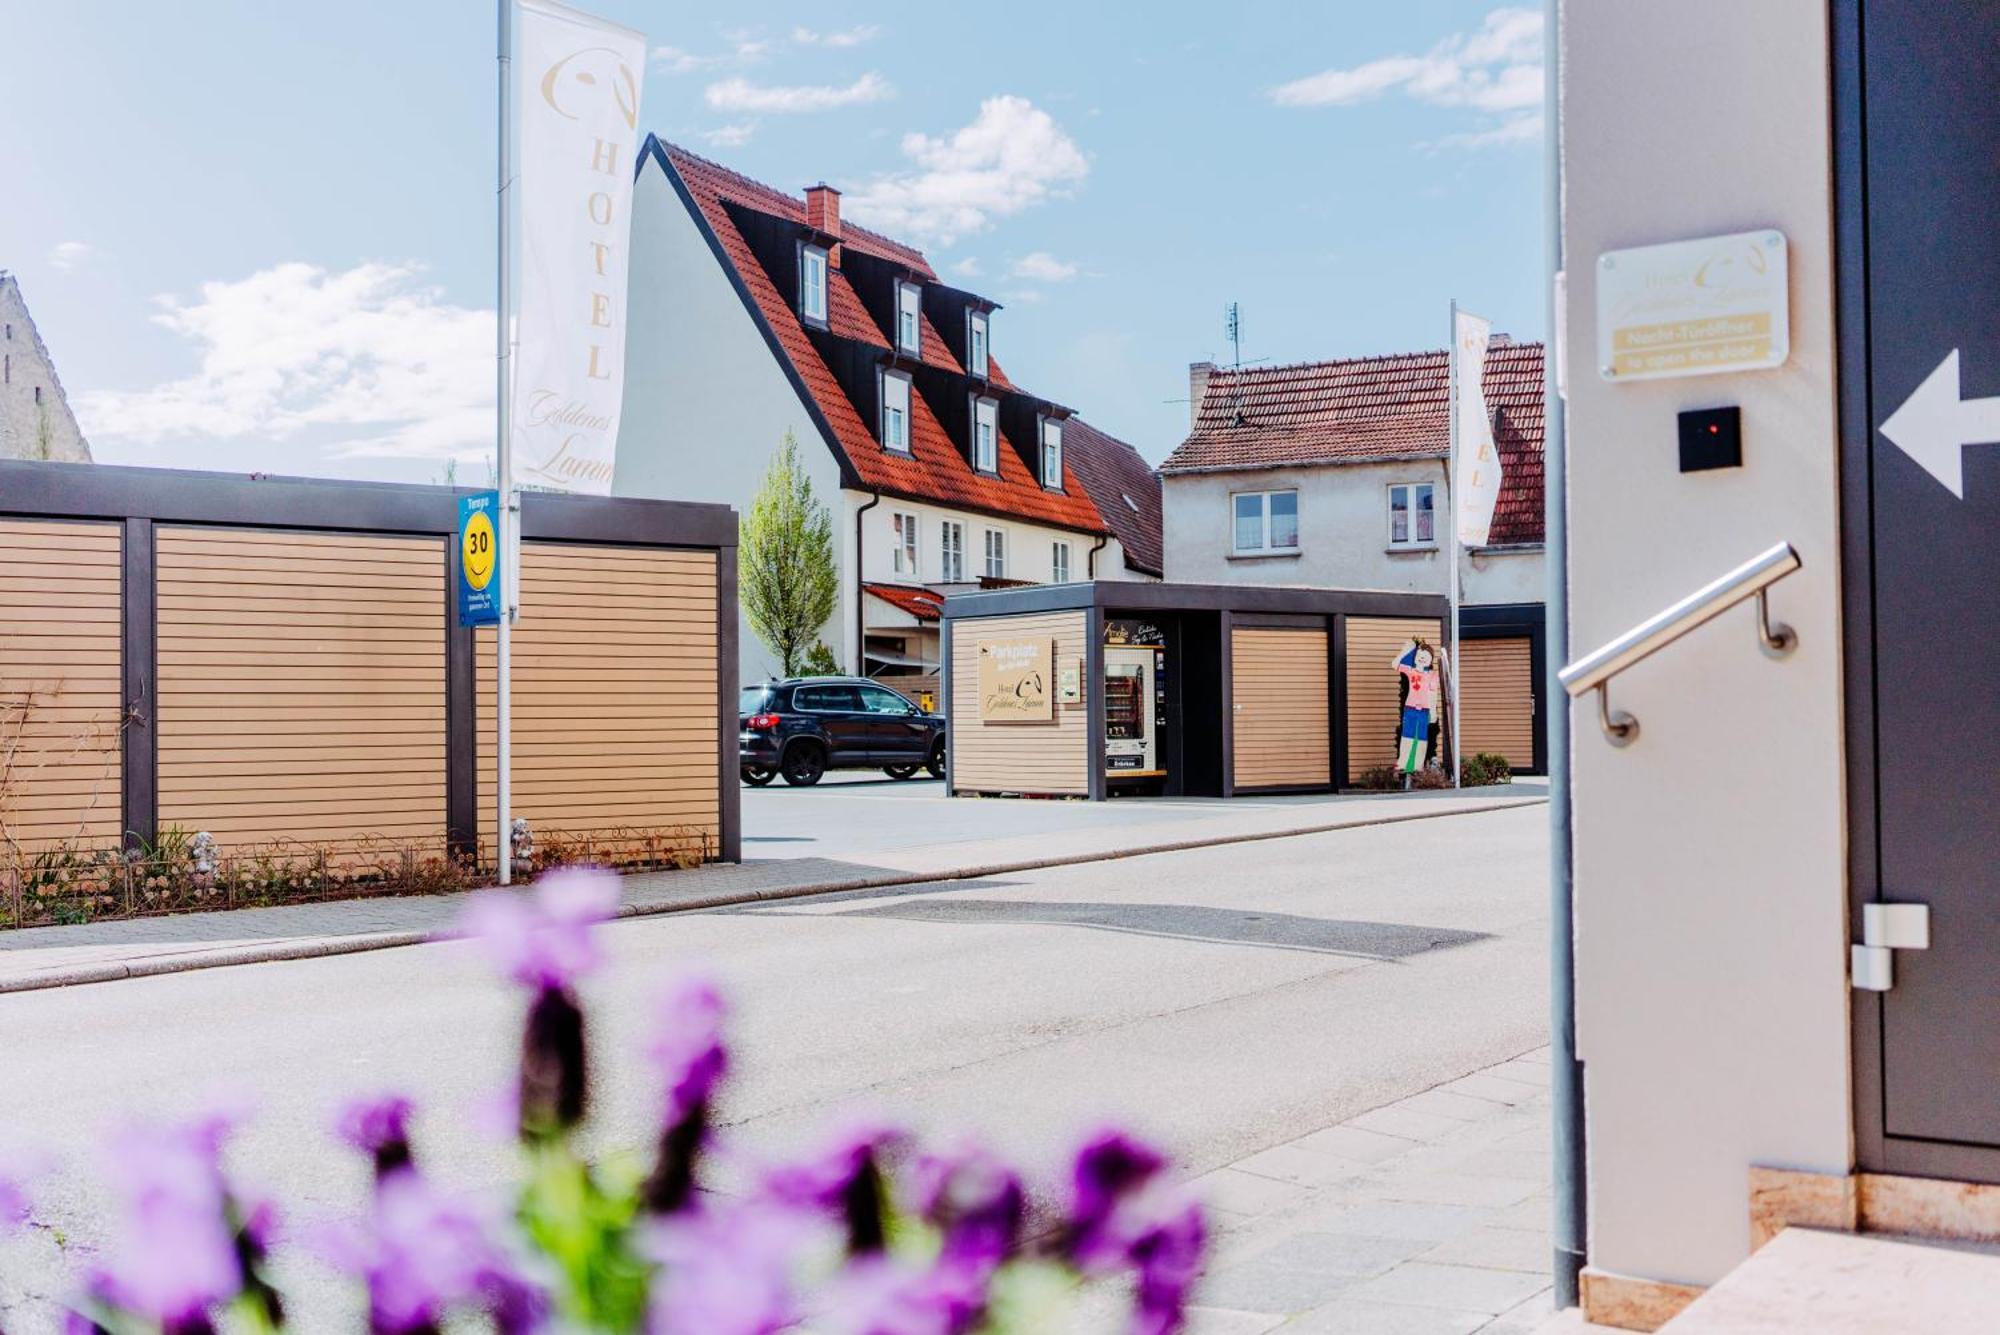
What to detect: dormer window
<box><xmin>972</xmin><ymin>396</ymin><xmax>999</xmax><ymax>473</ymax></box>
<box><xmin>896</xmin><ymin>282</ymin><xmax>922</xmax><ymax>355</ymax></box>
<box><xmin>1040</xmin><ymin>417</ymin><xmax>1064</xmax><ymax>490</ymax></box>
<box><xmin>881</xmin><ymin>370</ymin><xmax>912</xmax><ymax>453</ymax></box>
<box><xmin>800</xmin><ymin>245</ymin><xmax>829</xmax><ymax>325</ymax></box>
<box><xmin>968</xmin><ymin>311</ymin><xmax>989</xmax><ymax>378</ymax></box>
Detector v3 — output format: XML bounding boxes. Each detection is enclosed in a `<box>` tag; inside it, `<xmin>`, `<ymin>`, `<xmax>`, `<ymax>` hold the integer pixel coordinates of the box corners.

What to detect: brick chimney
<box><xmin>805</xmin><ymin>183</ymin><xmax>842</xmax><ymax>238</ymax></box>
<box><xmin>1188</xmin><ymin>361</ymin><xmax>1215</xmax><ymax>431</ymax></box>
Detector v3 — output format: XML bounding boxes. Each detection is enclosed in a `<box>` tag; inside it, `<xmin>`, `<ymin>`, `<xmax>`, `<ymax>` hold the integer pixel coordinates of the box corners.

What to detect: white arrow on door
<box><xmin>1880</xmin><ymin>350</ymin><xmax>2000</xmax><ymax>498</ymax></box>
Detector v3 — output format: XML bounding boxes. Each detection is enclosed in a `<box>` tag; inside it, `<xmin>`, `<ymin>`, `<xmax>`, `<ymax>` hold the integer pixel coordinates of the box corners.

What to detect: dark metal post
<box><xmin>1545</xmin><ymin>0</ymin><xmax>1587</xmax><ymax>1305</ymax></box>
<box><xmin>1085</xmin><ymin>602</ymin><xmax>1106</xmax><ymax>801</ymax></box>
<box><xmin>120</xmin><ymin>516</ymin><xmax>156</xmax><ymax>852</ymax></box>
<box><xmin>444</xmin><ymin>521</ymin><xmax>478</xmax><ymax>863</ymax></box>
<box><xmin>716</xmin><ymin>541</ymin><xmax>741</xmax><ymax>863</ymax></box>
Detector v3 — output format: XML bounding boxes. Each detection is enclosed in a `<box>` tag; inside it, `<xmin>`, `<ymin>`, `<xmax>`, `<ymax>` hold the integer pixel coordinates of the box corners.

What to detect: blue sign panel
<box><xmin>457</xmin><ymin>491</ymin><xmax>502</xmax><ymax>627</ymax></box>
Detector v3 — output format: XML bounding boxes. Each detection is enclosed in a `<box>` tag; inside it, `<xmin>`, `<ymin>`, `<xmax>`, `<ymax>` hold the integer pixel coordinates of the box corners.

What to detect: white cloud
<box><xmin>793</xmin><ymin>25</ymin><xmax>878</xmax><ymax>48</ymax></box>
<box><xmin>705</xmin><ymin>72</ymin><xmax>892</xmax><ymax>114</ymax></box>
<box><xmin>843</xmin><ymin>97</ymin><xmax>1089</xmax><ymax>246</ymax></box>
<box><xmin>651</xmin><ymin>44</ymin><xmax>725</xmax><ymax>75</ymax></box>
<box><xmin>49</xmin><ymin>241</ymin><xmax>94</xmax><ymax>273</ymax></box>
<box><xmin>704</xmin><ymin>123</ymin><xmax>756</xmax><ymax>148</ymax></box>
<box><xmin>1271</xmin><ymin>6</ymin><xmax>1543</xmax><ymax>147</ymax></box>
<box><xmin>950</xmin><ymin>257</ymin><xmax>984</xmax><ymax>278</ymax></box>
<box><xmin>73</xmin><ymin>262</ymin><xmax>493</xmax><ymax>464</ymax></box>
<box><xmin>1010</xmin><ymin>251</ymin><xmax>1078</xmax><ymax>282</ymax></box>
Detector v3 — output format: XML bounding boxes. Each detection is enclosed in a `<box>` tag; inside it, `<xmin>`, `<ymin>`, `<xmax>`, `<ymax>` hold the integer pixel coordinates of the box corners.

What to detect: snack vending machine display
<box><xmin>1104</xmin><ymin>644</ymin><xmax>1165</xmax><ymax>778</ymax></box>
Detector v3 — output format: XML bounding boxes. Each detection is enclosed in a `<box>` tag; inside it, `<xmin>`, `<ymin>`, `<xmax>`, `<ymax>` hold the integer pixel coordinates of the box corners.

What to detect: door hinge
<box><xmin>1851</xmin><ymin>902</ymin><xmax>1930</xmax><ymax>992</ymax></box>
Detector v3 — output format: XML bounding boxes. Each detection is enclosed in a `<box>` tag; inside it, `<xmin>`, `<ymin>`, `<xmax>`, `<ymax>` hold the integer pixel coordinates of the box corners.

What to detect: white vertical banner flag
<box><xmin>513</xmin><ymin>0</ymin><xmax>645</xmax><ymax>494</ymax></box>
<box><xmin>1452</xmin><ymin>309</ymin><xmax>1501</xmax><ymax>547</ymax></box>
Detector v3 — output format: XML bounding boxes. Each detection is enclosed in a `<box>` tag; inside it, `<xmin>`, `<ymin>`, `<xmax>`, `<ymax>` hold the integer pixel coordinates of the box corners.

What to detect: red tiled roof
<box><xmin>1162</xmin><ymin>342</ymin><xmax>1546</xmax><ymax>547</ymax></box>
<box><xmin>863</xmin><ymin>582</ymin><xmax>944</xmax><ymax>622</ymax></box>
<box><xmin>660</xmin><ymin>141</ymin><xmax>1106</xmax><ymax>536</ymax></box>
<box><xmin>1063</xmin><ymin>419</ymin><xmax>1163</xmax><ymax>576</ymax></box>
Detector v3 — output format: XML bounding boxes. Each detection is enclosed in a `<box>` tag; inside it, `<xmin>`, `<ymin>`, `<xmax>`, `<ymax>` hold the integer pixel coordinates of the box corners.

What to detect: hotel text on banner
<box><xmin>513</xmin><ymin>0</ymin><xmax>646</xmax><ymax>494</ymax></box>
<box><xmin>1452</xmin><ymin>309</ymin><xmax>1500</xmax><ymax>547</ymax></box>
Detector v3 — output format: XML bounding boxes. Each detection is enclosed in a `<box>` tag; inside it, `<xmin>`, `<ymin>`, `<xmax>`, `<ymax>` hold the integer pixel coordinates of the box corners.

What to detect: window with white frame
<box><xmin>983</xmin><ymin>528</ymin><xmax>1006</xmax><ymax>579</ymax></box>
<box><xmin>972</xmin><ymin>397</ymin><xmax>998</xmax><ymax>473</ymax></box>
<box><xmin>1231</xmin><ymin>489</ymin><xmax>1300</xmax><ymax>554</ymax></box>
<box><xmin>968</xmin><ymin>311</ymin><xmax>989</xmax><ymax>377</ymax></box>
<box><xmin>1387</xmin><ymin>482</ymin><xmax>1436</xmax><ymax>547</ymax></box>
<box><xmin>1052</xmin><ymin>540</ymin><xmax>1071</xmax><ymax>584</ymax></box>
<box><xmin>940</xmin><ymin>520</ymin><xmax>965</xmax><ymax>582</ymax></box>
<box><xmin>1040</xmin><ymin>417</ymin><xmax>1064</xmax><ymax>489</ymax></box>
<box><xmin>881</xmin><ymin>371</ymin><xmax>912</xmax><ymax>453</ymax></box>
<box><xmin>896</xmin><ymin>282</ymin><xmax>922</xmax><ymax>355</ymax></box>
<box><xmin>800</xmin><ymin>246</ymin><xmax>828</xmax><ymax>324</ymax></box>
<box><xmin>892</xmin><ymin>511</ymin><xmax>919</xmax><ymax>576</ymax></box>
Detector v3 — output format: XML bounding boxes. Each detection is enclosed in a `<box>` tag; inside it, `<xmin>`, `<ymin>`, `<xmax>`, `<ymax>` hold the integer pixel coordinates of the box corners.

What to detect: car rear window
<box><xmin>794</xmin><ymin>684</ymin><xmax>861</xmax><ymax>712</ymax></box>
<box><xmin>740</xmin><ymin>686</ymin><xmax>772</xmax><ymax>714</ymax></box>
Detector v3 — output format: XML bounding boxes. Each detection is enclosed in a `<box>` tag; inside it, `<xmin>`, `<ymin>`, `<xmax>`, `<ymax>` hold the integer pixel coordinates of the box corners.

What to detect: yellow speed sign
<box><xmin>462</xmin><ymin>509</ymin><xmax>497</xmax><ymax>591</ymax></box>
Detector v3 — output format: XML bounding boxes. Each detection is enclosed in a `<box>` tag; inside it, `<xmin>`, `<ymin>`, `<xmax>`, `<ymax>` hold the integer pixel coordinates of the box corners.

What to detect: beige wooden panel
<box><xmin>478</xmin><ymin>542</ymin><xmax>719</xmax><ymax>854</ymax></box>
<box><xmin>0</xmin><ymin>520</ymin><xmax>124</xmax><ymax>856</ymax></box>
<box><xmin>1460</xmin><ymin>637</ymin><xmax>1535</xmax><ymax>769</ymax></box>
<box><xmin>1232</xmin><ymin>627</ymin><xmax>1331</xmax><ymax>789</ymax></box>
<box><xmin>1344</xmin><ymin>616</ymin><xmax>1445</xmax><ymax>782</ymax></box>
<box><xmin>950</xmin><ymin>610</ymin><xmax>1089</xmax><ymax>796</ymax></box>
<box><xmin>155</xmin><ymin>527</ymin><xmax>447</xmax><ymax>850</ymax></box>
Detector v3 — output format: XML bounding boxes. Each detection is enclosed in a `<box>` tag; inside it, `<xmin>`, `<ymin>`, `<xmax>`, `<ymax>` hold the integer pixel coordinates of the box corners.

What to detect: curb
<box><xmin>0</xmin><ymin>796</ymin><xmax>1546</xmax><ymax>995</ymax></box>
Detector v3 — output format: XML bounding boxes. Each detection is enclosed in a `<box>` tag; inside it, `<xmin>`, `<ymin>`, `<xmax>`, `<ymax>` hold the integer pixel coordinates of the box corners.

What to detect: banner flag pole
<box><xmin>1447</xmin><ymin>298</ymin><xmax>1462</xmax><ymax>788</ymax></box>
<box><xmin>496</xmin><ymin>0</ymin><xmax>516</xmax><ymax>885</ymax></box>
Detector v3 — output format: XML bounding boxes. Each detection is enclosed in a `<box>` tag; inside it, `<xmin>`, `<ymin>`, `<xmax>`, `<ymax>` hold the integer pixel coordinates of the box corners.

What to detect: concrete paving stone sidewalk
<box><xmin>1168</xmin><ymin>1045</ymin><xmax>1557</xmax><ymax>1334</ymax></box>
<box><xmin>0</xmin><ymin>785</ymin><xmax>1544</xmax><ymax>993</ymax></box>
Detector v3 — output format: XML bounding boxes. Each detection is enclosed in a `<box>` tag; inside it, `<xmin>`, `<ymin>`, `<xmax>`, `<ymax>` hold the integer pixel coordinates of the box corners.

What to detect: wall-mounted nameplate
<box><xmin>1597</xmin><ymin>229</ymin><xmax>1788</xmax><ymax>382</ymax></box>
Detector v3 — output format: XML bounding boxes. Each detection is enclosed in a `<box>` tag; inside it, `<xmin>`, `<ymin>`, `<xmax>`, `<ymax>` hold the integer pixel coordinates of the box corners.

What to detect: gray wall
<box><xmin>0</xmin><ymin>275</ymin><xmax>92</xmax><ymax>463</ymax></box>
<box><xmin>1564</xmin><ymin>0</ymin><xmax>1850</xmax><ymax>1290</ymax></box>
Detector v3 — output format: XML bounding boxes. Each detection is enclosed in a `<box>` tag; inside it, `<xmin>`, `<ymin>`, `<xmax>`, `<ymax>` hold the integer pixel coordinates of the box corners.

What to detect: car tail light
<box><xmin>747</xmin><ymin>713</ymin><xmax>780</xmax><ymax>732</ymax></box>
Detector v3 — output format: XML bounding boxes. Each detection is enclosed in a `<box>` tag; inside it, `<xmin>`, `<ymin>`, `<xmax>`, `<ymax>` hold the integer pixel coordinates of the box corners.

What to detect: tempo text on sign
<box><xmin>458</xmin><ymin>491</ymin><xmax>502</xmax><ymax>627</ymax></box>
<box><xmin>1597</xmin><ymin>230</ymin><xmax>1789</xmax><ymax>382</ymax></box>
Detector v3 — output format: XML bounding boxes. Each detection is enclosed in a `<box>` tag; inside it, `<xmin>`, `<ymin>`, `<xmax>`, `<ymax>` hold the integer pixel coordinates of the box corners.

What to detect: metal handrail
<box><xmin>1558</xmin><ymin>541</ymin><xmax>1801</xmax><ymax>745</ymax></box>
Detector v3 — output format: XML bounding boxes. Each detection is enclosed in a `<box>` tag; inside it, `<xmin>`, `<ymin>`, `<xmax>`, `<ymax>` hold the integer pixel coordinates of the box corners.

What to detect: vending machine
<box><xmin>1104</xmin><ymin>644</ymin><xmax>1165</xmax><ymax>779</ymax></box>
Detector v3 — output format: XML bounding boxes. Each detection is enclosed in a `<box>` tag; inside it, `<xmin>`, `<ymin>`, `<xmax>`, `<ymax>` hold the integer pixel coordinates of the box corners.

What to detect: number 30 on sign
<box><xmin>458</xmin><ymin>491</ymin><xmax>502</xmax><ymax>627</ymax></box>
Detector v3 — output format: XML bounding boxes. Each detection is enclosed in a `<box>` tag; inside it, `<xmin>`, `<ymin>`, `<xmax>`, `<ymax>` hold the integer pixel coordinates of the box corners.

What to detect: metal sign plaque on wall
<box><xmin>1596</xmin><ymin>229</ymin><xmax>1789</xmax><ymax>381</ymax></box>
<box><xmin>457</xmin><ymin>491</ymin><xmax>502</xmax><ymax>627</ymax></box>
<box><xmin>977</xmin><ymin>638</ymin><xmax>1054</xmax><ymax>721</ymax></box>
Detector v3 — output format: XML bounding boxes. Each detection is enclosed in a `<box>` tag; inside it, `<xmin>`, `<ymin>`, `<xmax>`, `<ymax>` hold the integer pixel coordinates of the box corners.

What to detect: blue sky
<box><xmin>0</xmin><ymin>0</ymin><xmax>1544</xmax><ymax>481</ymax></box>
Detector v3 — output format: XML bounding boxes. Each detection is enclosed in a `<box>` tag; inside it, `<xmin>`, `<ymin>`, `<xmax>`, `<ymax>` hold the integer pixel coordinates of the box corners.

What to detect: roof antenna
<box><xmin>1225</xmin><ymin>302</ymin><xmax>1248</xmax><ymax>426</ymax></box>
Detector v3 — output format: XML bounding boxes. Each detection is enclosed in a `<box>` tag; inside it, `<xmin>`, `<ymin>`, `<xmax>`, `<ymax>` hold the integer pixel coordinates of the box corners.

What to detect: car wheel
<box><xmin>742</xmin><ymin>765</ymin><xmax>776</xmax><ymax>787</ymax></box>
<box><xmin>781</xmin><ymin>743</ymin><xmax>826</xmax><ymax>787</ymax></box>
<box><xmin>925</xmin><ymin>740</ymin><xmax>946</xmax><ymax>780</ymax></box>
<box><xmin>884</xmin><ymin>764</ymin><xmax>919</xmax><ymax>780</ymax></box>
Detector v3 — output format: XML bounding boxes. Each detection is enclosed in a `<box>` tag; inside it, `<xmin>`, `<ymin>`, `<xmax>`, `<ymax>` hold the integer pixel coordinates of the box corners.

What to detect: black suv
<box><xmin>740</xmin><ymin>677</ymin><xmax>947</xmax><ymax>787</ymax></box>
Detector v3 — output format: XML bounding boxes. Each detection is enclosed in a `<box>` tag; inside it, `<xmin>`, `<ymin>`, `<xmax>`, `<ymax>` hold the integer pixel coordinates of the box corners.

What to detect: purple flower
<box><xmin>762</xmin><ymin>1122</ymin><xmax>901</xmax><ymax>1254</ymax></box>
<box><xmin>1066</xmin><ymin>1129</ymin><xmax>1168</xmax><ymax>1266</ymax></box>
<box><xmin>905</xmin><ymin>1142</ymin><xmax>1023</xmax><ymax>1269</ymax></box>
<box><xmin>338</xmin><ymin>1094</ymin><xmax>416</xmax><ymax>1179</ymax></box>
<box><xmin>817</xmin><ymin>1254</ymin><xmax>989</xmax><ymax>1335</ymax></box>
<box><xmin>0</xmin><ymin>1148</ymin><xmax>40</xmax><ymax>1235</ymax></box>
<box><xmin>647</xmin><ymin>1201</ymin><xmax>817</xmax><ymax>1335</ymax></box>
<box><xmin>316</xmin><ymin>1168</ymin><xmax>541</xmax><ymax>1334</ymax></box>
<box><xmin>87</xmin><ymin>1114</ymin><xmax>246</xmax><ymax>1326</ymax></box>
<box><xmin>460</xmin><ymin>868</ymin><xmax>620</xmax><ymax>991</ymax></box>
<box><xmin>647</xmin><ymin>976</ymin><xmax>729</xmax><ymax>1128</ymax></box>
<box><xmin>1117</xmin><ymin>1184</ymin><xmax>1206</xmax><ymax>1335</ymax></box>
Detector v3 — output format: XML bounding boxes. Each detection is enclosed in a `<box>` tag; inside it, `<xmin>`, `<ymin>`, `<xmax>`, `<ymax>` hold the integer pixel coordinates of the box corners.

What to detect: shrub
<box><xmin>1</xmin><ymin>870</ymin><xmax>1208</xmax><ymax>1333</ymax></box>
<box><xmin>799</xmin><ymin>640</ymin><xmax>841</xmax><ymax>677</ymax></box>
<box><xmin>1353</xmin><ymin>765</ymin><xmax>1402</xmax><ymax>791</ymax></box>
<box><xmin>1461</xmin><ymin>752</ymin><xmax>1513</xmax><ymax>787</ymax></box>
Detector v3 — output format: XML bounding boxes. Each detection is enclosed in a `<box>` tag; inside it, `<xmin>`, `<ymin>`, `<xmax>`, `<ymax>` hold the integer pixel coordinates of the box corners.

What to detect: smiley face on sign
<box><xmin>462</xmin><ymin>509</ymin><xmax>497</xmax><ymax>591</ymax></box>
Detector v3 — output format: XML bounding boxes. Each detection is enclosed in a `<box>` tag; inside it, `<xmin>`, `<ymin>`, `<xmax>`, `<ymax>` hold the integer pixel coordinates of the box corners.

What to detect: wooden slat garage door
<box><xmin>155</xmin><ymin>527</ymin><xmax>448</xmax><ymax>848</ymax></box>
<box><xmin>1460</xmin><ymin>637</ymin><xmax>1534</xmax><ymax>769</ymax></box>
<box><xmin>1345</xmin><ymin>616</ymin><xmax>1444</xmax><ymax>782</ymax></box>
<box><xmin>478</xmin><ymin>542</ymin><xmax>719</xmax><ymax>846</ymax></box>
<box><xmin>0</xmin><ymin>519</ymin><xmax>124</xmax><ymax>854</ymax></box>
<box><xmin>949</xmin><ymin>610</ymin><xmax>1089</xmax><ymax>795</ymax></box>
<box><xmin>1232</xmin><ymin>627</ymin><xmax>1330</xmax><ymax>790</ymax></box>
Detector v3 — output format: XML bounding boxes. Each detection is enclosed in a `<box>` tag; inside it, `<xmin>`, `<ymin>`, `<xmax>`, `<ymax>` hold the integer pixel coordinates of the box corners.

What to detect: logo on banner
<box><xmin>1452</xmin><ymin>310</ymin><xmax>1502</xmax><ymax>548</ymax></box>
<box><xmin>513</xmin><ymin>0</ymin><xmax>646</xmax><ymax>495</ymax></box>
<box><xmin>458</xmin><ymin>491</ymin><xmax>502</xmax><ymax>627</ymax></box>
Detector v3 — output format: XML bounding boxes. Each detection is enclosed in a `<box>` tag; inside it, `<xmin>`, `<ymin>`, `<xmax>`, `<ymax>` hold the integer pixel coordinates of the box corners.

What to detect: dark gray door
<box><xmin>1852</xmin><ymin>0</ymin><xmax>2000</xmax><ymax>1159</ymax></box>
<box><xmin>857</xmin><ymin>684</ymin><xmax>928</xmax><ymax>762</ymax></box>
<box><xmin>795</xmin><ymin>684</ymin><xmax>872</xmax><ymax>762</ymax></box>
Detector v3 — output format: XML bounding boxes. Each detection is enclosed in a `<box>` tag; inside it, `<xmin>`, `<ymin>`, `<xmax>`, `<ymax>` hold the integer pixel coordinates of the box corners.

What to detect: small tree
<box><xmin>741</xmin><ymin>432</ymin><xmax>838</xmax><ymax>677</ymax></box>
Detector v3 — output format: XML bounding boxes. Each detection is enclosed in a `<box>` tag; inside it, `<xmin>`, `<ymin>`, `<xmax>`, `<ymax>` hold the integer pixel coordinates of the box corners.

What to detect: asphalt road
<box><xmin>0</xmin><ymin>802</ymin><xmax>1550</xmax><ymax>1325</ymax></box>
